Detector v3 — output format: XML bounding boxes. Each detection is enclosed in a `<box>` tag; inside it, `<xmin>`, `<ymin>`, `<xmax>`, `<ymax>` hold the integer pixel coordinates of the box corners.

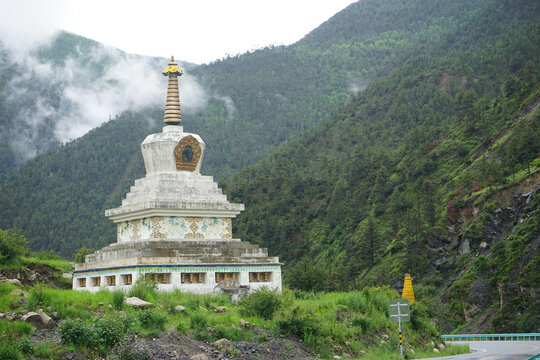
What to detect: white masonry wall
<box><xmin>73</xmin><ymin>265</ymin><xmax>282</xmax><ymax>295</ymax></box>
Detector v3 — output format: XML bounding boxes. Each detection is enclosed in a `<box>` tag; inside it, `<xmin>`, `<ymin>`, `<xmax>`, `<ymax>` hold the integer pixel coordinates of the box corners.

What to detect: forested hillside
<box><xmin>0</xmin><ymin>0</ymin><xmax>492</xmax><ymax>256</ymax></box>
<box><xmin>225</xmin><ymin>0</ymin><xmax>540</xmax><ymax>332</ymax></box>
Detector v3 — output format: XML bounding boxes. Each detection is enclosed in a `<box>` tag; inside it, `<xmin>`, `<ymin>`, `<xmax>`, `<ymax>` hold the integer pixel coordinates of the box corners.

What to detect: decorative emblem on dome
<box><xmin>174</xmin><ymin>135</ymin><xmax>202</xmax><ymax>171</ymax></box>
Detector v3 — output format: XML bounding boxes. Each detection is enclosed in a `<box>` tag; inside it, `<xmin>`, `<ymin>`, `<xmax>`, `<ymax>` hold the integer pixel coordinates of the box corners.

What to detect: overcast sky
<box><xmin>0</xmin><ymin>0</ymin><xmax>357</xmax><ymax>64</ymax></box>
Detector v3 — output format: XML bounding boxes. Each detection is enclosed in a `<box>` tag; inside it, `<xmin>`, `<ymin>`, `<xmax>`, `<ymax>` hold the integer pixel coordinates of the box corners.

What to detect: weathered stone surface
<box><xmin>175</xmin><ymin>305</ymin><xmax>186</xmax><ymax>313</ymax></box>
<box><xmin>2</xmin><ymin>279</ymin><xmax>22</xmax><ymax>286</ymax></box>
<box><xmin>459</xmin><ymin>239</ymin><xmax>470</xmax><ymax>254</ymax></box>
<box><xmin>214</xmin><ymin>338</ymin><xmax>232</xmax><ymax>352</ymax></box>
<box><xmin>21</xmin><ymin>311</ymin><xmax>55</xmax><ymax>329</ymax></box>
<box><xmin>239</xmin><ymin>318</ymin><xmax>250</xmax><ymax>328</ymax></box>
<box><xmin>214</xmin><ymin>306</ymin><xmax>227</xmax><ymax>313</ymax></box>
<box><xmin>10</xmin><ymin>289</ymin><xmax>29</xmax><ymax>297</ymax></box>
<box><xmin>125</xmin><ymin>297</ymin><xmax>154</xmax><ymax>309</ymax></box>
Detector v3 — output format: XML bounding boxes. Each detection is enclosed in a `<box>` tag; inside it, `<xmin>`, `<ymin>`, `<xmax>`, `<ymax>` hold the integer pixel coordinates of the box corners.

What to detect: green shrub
<box><xmin>60</xmin><ymin>314</ymin><xmax>131</xmax><ymax>349</ymax></box>
<box><xmin>276</xmin><ymin>306</ymin><xmax>319</xmax><ymax>340</ymax></box>
<box><xmin>212</xmin><ymin>323</ymin><xmax>246</xmax><ymax>341</ymax></box>
<box><xmin>127</xmin><ymin>278</ymin><xmax>156</xmax><ymax>301</ymax></box>
<box><xmin>239</xmin><ymin>287</ymin><xmax>282</xmax><ymax>320</ymax></box>
<box><xmin>138</xmin><ymin>310</ymin><xmax>166</xmax><ymax>333</ymax></box>
<box><xmin>0</xmin><ymin>320</ymin><xmax>33</xmax><ymax>340</ymax></box>
<box><xmin>0</xmin><ymin>228</ymin><xmax>27</xmax><ymax>264</ymax></box>
<box><xmin>17</xmin><ymin>337</ymin><xmax>33</xmax><ymax>355</ymax></box>
<box><xmin>189</xmin><ymin>312</ymin><xmax>208</xmax><ymax>332</ymax></box>
<box><xmin>27</xmin><ymin>284</ymin><xmax>50</xmax><ymax>311</ymax></box>
<box><xmin>0</xmin><ymin>339</ymin><xmax>23</xmax><ymax>360</ymax></box>
<box><xmin>92</xmin><ymin>315</ymin><xmax>129</xmax><ymax>348</ymax></box>
<box><xmin>112</xmin><ymin>290</ymin><xmax>124</xmax><ymax>310</ymax></box>
<box><xmin>351</xmin><ymin>313</ymin><xmax>373</xmax><ymax>334</ymax></box>
<box><xmin>33</xmin><ymin>343</ymin><xmax>53</xmax><ymax>358</ymax></box>
<box><xmin>35</xmin><ymin>250</ymin><xmax>61</xmax><ymax>261</ymax></box>
<box><xmin>175</xmin><ymin>321</ymin><xmax>187</xmax><ymax>333</ymax></box>
<box><xmin>73</xmin><ymin>246</ymin><xmax>93</xmax><ymax>264</ymax></box>
<box><xmin>59</xmin><ymin>319</ymin><xmax>92</xmax><ymax>347</ymax></box>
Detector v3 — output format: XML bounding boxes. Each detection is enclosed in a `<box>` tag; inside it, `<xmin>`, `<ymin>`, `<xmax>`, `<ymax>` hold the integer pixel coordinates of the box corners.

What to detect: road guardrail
<box><xmin>442</xmin><ymin>333</ymin><xmax>540</xmax><ymax>341</ymax></box>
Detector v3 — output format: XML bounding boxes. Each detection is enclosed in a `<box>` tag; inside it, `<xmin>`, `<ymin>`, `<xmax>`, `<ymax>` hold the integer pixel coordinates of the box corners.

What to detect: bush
<box><xmin>35</xmin><ymin>250</ymin><xmax>61</xmax><ymax>261</ymax></box>
<box><xmin>33</xmin><ymin>343</ymin><xmax>53</xmax><ymax>358</ymax></box>
<box><xmin>59</xmin><ymin>319</ymin><xmax>92</xmax><ymax>347</ymax></box>
<box><xmin>351</xmin><ymin>313</ymin><xmax>373</xmax><ymax>334</ymax></box>
<box><xmin>189</xmin><ymin>312</ymin><xmax>208</xmax><ymax>331</ymax></box>
<box><xmin>286</xmin><ymin>257</ymin><xmax>327</xmax><ymax>292</ymax></box>
<box><xmin>276</xmin><ymin>306</ymin><xmax>320</xmax><ymax>340</ymax></box>
<box><xmin>138</xmin><ymin>310</ymin><xmax>166</xmax><ymax>333</ymax></box>
<box><xmin>0</xmin><ymin>320</ymin><xmax>33</xmax><ymax>340</ymax></box>
<box><xmin>73</xmin><ymin>246</ymin><xmax>93</xmax><ymax>264</ymax></box>
<box><xmin>127</xmin><ymin>278</ymin><xmax>156</xmax><ymax>301</ymax></box>
<box><xmin>92</xmin><ymin>315</ymin><xmax>130</xmax><ymax>348</ymax></box>
<box><xmin>239</xmin><ymin>287</ymin><xmax>282</xmax><ymax>320</ymax></box>
<box><xmin>60</xmin><ymin>314</ymin><xmax>132</xmax><ymax>349</ymax></box>
<box><xmin>0</xmin><ymin>228</ymin><xmax>27</xmax><ymax>264</ymax></box>
<box><xmin>112</xmin><ymin>290</ymin><xmax>124</xmax><ymax>310</ymax></box>
<box><xmin>17</xmin><ymin>337</ymin><xmax>33</xmax><ymax>355</ymax></box>
<box><xmin>27</xmin><ymin>284</ymin><xmax>50</xmax><ymax>311</ymax></box>
<box><xmin>0</xmin><ymin>339</ymin><xmax>23</xmax><ymax>360</ymax></box>
<box><xmin>212</xmin><ymin>323</ymin><xmax>246</xmax><ymax>342</ymax></box>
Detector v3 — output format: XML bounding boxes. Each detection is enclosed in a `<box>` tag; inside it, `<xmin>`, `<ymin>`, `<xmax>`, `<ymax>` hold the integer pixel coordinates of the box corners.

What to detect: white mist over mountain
<box><xmin>0</xmin><ymin>35</ymin><xmax>221</xmax><ymax>162</ymax></box>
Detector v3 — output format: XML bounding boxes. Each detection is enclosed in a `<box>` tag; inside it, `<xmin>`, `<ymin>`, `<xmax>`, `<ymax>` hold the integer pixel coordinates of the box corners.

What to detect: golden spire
<box><xmin>162</xmin><ymin>56</ymin><xmax>183</xmax><ymax>125</ymax></box>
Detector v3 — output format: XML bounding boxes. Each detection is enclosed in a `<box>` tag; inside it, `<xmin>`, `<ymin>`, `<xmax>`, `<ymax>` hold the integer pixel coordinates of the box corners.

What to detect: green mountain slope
<box><xmin>0</xmin><ymin>0</ymin><xmax>492</xmax><ymax>256</ymax></box>
<box><xmin>224</xmin><ymin>0</ymin><xmax>540</xmax><ymax>332</ymax></box>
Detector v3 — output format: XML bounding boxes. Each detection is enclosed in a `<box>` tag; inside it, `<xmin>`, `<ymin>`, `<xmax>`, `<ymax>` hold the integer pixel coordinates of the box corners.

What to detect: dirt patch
<box><xmin>129</xmin><ymin>331</ymin><xmax>317</xmax><ymax>360</ymax></box>
<box><xmin>31</xmin><ymin>327</ymin><xmax>317</xmax><ymax>360</ymax></box>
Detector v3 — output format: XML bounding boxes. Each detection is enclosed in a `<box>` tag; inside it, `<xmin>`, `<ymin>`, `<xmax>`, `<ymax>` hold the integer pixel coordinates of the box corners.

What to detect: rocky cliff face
<box><xmin>433</xmin><ymin>172</ymin><xmax>539</xmax><ymax>333</ymax></box>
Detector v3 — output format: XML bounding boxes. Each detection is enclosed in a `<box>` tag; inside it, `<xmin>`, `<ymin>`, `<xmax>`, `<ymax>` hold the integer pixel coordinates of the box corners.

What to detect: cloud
<box><xmin>0</xmin><ymin>0</ymin><xmax>68</xmax><ymax>61</ymax></box>
<box><xmin>1</xmin><ymin>32</ymin><xmax>222</xmax><ymax>164</ymax></box>
<box><xmin>213</xmin><ymin>95</ymin><xmax>236</xmax><ymax>117</ymax></box>
<box><xmin>347</xmin><ymin>78</ymin><xmax>367</xmax><ymax>96</ymax></box>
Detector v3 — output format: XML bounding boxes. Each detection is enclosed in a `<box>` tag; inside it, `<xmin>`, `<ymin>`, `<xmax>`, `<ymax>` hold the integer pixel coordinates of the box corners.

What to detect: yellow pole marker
<box><xmin>402</xmin><ymin>273</ymin><xmax>415</xmax><ymax>304</ymax></box>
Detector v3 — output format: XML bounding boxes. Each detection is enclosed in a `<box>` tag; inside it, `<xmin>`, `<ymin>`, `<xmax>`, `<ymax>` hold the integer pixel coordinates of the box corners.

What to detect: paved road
<box><xmin>419</xmin><ymin>341</ymin><xmax>540</xmax><ymax>360</ymax></box>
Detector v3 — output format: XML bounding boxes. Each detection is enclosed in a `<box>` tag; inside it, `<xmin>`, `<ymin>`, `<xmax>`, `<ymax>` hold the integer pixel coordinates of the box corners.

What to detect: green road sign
<box><xmin>389</xmin><ymin>299</ymin><xmax>410</xmax><ymax>322</ymax></box>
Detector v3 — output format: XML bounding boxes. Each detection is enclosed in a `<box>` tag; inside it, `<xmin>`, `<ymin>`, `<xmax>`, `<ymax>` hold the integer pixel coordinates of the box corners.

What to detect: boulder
<box><xmin>10</xmin><ymin>289</ymin><xmax>29</xmax><ymax>297</ymax></box>
<box><xmin>214</xmin><ymin>306</ymin><xmax>228</xmax><ymax>313</ymax></box>
<box><xmin>175</xmin><ymin>305</ymin><xmax>186</xmax><ymax>313</ymax></box>
<box><xmin>239</xmin><ymin>318</ymin><xmax>250</xmax><ymax>328</ymax></box>
<box><xmin>21</xmin><ymin>311</ymin><xmax>55</xmax><ymax>329</ymax></box>
<box><xmin>125</xmin><ymin>297</ymin><xmax>154</xmax><ymax>309</ymax></box>
<box><xmin>2</xmin><ymin>279</ymin><xmax>22</xmax><ymax>286</ymax></box>
<box><xmin>214</xmin><ymin>338</ymin><xmax>232</xmax><ymax>352</ymax></box>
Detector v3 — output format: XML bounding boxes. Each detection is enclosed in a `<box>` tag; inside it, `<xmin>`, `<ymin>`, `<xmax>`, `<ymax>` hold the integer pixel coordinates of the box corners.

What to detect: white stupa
<box><xmin>73</xmin><ymin>57</ymin><xmax>282</xmax><ymax>295</ymax></box>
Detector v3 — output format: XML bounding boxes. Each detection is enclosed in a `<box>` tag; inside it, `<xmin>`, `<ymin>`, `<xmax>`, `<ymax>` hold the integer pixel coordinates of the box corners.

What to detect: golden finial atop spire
<box><xmin>162</xmin><ymin>55</ymin><xmax>183</xmax><ymax>125</ymax></box>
